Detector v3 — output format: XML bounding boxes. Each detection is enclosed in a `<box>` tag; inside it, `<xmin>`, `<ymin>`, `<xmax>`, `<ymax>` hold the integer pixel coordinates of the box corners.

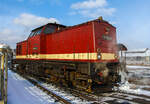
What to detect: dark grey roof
<box><xmin>31</xmin><ymin>23</ymin><xmax>67</xmax><ymax>32</ymax></box>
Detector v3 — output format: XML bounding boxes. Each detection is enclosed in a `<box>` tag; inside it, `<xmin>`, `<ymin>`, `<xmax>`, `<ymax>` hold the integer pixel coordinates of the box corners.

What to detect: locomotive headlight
<box><xmin>97</xmin><ymin>54</ymin><xmax>101</xmax><ymax>60</ymax></box>
<box><xmin>97</xmin><ymin>48</ymin><xmax>101</xmax><ymax>60</ymax></box>
<box><xmin>114</xmin><ymin>55</ymin><xmax>118</xmax><ymax>59</ymax></box>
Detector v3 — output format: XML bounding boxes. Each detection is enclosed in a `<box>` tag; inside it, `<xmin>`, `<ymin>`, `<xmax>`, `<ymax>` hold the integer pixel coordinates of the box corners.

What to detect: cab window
<box><xmin>44</xmin><ymin>26</ymin><xmax>56</xmax><ymax>34</ymax></box>
<box><xmin>29</xmin><ymin>28</ymin><xmax>42</xmax><ymax>37</ymax></box>
<box><xmin>32</xmin><ymin>31</ymin><xmax>37</xmax><ymax>36</ymax></box>
<box><xmin>29</xmin><ymin>31</ymin><xmax>36</xmax><ymax>37</ymax></box>
<box><xmin>36</xmin><ymin>29</ymin><xmax>42</xmax><ymax>35</ymax></box>
<box><xmin>33</xmin><ymin>29</ymin><xmax>42</xmax><ymax>36</ymax></box>
<box><xmin>29</xmin><ymin>32</ymin><xmax>34</xmax><ymax>37</ymax></box>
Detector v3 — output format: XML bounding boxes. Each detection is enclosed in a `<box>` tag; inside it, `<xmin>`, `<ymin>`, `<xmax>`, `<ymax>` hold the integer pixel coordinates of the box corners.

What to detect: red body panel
<box><xmin>28</xmin><ymin>35</ymin><xmax>41</xmax><ymax>55</ymax></box>
<box><xmin>45</xmin><ymin>23</ymin><xmax>94</xmax><ymax>54</ymax></box>
<box><xmin>94</xmin><ymin>21</ymin><xmax>117</xmax><ymax>53</ymax></box>
<box><xmin>16</xmin><ymin>40</ymin><xmax>27</xmax><ymax>56</ymax></box>
<box><xmin>16</xmin><ymin>19</ymin><xmax>118</xmax><ymax>63</ymax></box>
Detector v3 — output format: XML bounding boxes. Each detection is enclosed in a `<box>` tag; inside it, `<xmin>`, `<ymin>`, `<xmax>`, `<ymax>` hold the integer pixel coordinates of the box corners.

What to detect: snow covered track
<box><xmin>21</xmin><ymin>75</ymin><xmax>72</xmax><ymax>104</ymax></box>
<box><xmin>24</xmin><ymin>76</ymin><xmax>99</xmax><ymax>104</ymax></box>
<box><xmin>10</xmin><ymin>68</ymin><xmax>150</xmax><ymax>104</ymax></box>
<box><xmin>22</xmin><ymin>76</ymin><xmax>150</xmax><ymax>104</ymax></box>
<box><xmin>8</xmin><ymin>70</ymin><xmax>60</xmax><ymax>104</ymax></box>
<box><xmin>101</xmin><ymin>92</ymin><xmax>150</xmax><ymax>104</ymax></box>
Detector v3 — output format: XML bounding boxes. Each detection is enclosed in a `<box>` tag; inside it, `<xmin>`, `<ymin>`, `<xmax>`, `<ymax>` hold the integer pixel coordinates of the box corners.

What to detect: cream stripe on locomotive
<box><xmin>101</xmin><ymin>53</ymin><xmax>115</xmax><ymax>60</ymax></box>
<box><xmin>16</xmin><ymin>53</ymin><xmax>115</xmax><ymax>60</ymax></box>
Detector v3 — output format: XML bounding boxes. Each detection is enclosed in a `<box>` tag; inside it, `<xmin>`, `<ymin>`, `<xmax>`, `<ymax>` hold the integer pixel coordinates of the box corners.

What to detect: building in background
<box><xmin>117</xmin><ymin>43</ymin><xmax>128</xmax><ymax>63</ymax></box>
<box><xmin>123</xmin><ymin>48</ymin><xmax>150</xmax><ymax>66</ymax></box>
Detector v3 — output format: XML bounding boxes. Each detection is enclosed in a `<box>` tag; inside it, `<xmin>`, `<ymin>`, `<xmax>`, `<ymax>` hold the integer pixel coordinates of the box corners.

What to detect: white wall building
<box><xmin>121</xmin><ymin>48</ymin><xmax>150</xmax><ymax>65</ymax></box>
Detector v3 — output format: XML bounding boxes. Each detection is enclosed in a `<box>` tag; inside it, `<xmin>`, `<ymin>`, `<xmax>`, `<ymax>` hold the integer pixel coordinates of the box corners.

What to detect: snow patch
<box><xmin>25</xmin><ymin>86</ymin><xmax>55</xmax><ymax>103</ymax></box>
<box><xmin>118</xmin><ymin>82</ymin><xmax>140</xmax><ymax>94</ymax></box>
<box><xmin>12</xmin><ymin>73</ymin><xmax>26</xmax><ymax>81</ymax></box>
<box><xmin>8</xmin><ymin>70</ymin><xmax>56</xmax><ymax>104</ymax></box>
<box><xmin>119</xmin><ymin>70</ymin><xmax>128</xmax><ymax>83</ymax></box>
<box><xmin>127</xmin><ymin>65</ymin><xmax>150</xmax><ymax>69</ymax></box>
<box><xmin>117</xmin><ymin>82</ymin><xmax>150</xmax><ymax>97</ymax></box>
<box><xmin>41</xmin><ymin>83</ymin><xmax>93</xmax><ymax>104</ymax></box>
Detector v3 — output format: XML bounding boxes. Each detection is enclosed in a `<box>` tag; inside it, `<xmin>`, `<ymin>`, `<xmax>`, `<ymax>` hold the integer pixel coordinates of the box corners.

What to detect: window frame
<box><xmin>43</xmin><ymin>25</ymin><xmax>56</xmax><ymax>34</ymax></box>
<box><xmin>28</xmin><ymin>28</ymin><xmax>43</xmax><ymax>38</ymax></box>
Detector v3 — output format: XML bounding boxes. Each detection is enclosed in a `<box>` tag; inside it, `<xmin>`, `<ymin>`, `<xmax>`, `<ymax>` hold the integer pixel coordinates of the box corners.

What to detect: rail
<box><xmin>20</xmin><ymin>74</ymin><xmax>72</xmax><ymax>104</ymax></box>
<box><xmin>12</xmin><ymin>69</ymin><xmax>150</xmax><ymax>104</ymax></box>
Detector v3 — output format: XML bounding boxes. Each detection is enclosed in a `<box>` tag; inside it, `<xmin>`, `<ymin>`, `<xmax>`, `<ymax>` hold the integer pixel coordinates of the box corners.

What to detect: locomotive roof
<box><xmin>54</xmin><ymin>19</ymin><xmax>116</xmax><ymax>33</ymax></box>
<box><xmin>70</xmin><ymin>19</ymin><xmax>115</xmax><ymax>28</ymax></box>
<box><xmin>17</xmin><ymin>18</ymin><xmax>116</xmax><ymax>46</ymax></box>
<box><xmin>31</xmin><ymin>23</ymin><xmax>67</xmax><ymax>32</ymax></box>
<box><xmin>31</xmin><ymin>18</ymin><xmax>115</xmax><ymax>32</ymax></box>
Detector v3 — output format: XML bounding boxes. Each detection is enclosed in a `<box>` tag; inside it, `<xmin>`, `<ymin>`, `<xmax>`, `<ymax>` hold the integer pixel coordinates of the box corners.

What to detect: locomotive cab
<box><xmin>16</xmin><ymin>23</ymin><xmax>67</xmax><ymax>59</ymax></box>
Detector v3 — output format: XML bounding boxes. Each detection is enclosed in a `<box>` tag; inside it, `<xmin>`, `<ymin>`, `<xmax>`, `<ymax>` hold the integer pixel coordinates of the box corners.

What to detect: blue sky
<box><xmin>0</xmin><ymin>0</ymin><xmax>150</xmax><ymax>49</ymax></box>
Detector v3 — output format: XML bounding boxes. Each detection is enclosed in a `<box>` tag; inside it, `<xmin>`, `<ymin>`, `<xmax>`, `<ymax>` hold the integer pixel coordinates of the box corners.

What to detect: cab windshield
<box><xmin>29</xmin><ymin>28</ymin><xmax>42</xmax><ymax>37</ymax></box>
<box><xmin>43</xmin><ymin>25</ymin><xmax>56</xmax><ymax>34</ymax></box>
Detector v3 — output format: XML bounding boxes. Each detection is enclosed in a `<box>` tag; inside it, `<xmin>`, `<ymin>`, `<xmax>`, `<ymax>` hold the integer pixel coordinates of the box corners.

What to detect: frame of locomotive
<box><xmin>13</xmin><ymin>17</ymin><xmax>122</xmax><ymax>92</ymax></box>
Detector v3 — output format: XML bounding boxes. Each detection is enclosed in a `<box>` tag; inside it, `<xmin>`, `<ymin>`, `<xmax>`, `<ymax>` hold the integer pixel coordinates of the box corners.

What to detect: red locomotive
<box><xmin>13</xmin><ymin>17</ymin><xmax>123</xmax><ymax>92</ymax></box>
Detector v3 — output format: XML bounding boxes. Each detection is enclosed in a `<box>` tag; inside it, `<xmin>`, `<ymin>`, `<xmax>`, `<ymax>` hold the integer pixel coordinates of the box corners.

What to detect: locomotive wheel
<box><xmin>17</xmin><ymin>64</ymin><xmax>25</xmax><ymax>74</ymax></box>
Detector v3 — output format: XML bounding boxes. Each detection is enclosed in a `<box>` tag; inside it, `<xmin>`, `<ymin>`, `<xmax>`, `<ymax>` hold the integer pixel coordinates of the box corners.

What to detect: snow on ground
<box><xmin>7</xmin><ymin>65</ymin><xmax>150</xmax><ymax>104</ymax></box>
<box><xmin>40</xmin><ymin>83</ymin><xmax>92</xmax><ymax>104</ymax></box>
<box><xmin>126</xmin><ymin>65</ymin><xmax>150</xmax><ymax>86</ymax></box>
<box><xmin>8</xmin><ymin>70</ymin><xmax>92</xmax><ymax>104</ymax></box>
<box><xmin>8</xmin><ymin>70</ymin><xmax>57</xmax><ymax>104</ymax></box>
<box><xmin>117</xmin><ymin>65</ymin><xmax>150</xmax><ymax>97</ymax></box>
<box><xmin>127</xmin><ymin>65</ymin><xmax>150</xmax><ymax>69</ymax></box>
<box><xmin>118</xmin><ymin>82</ymin><xmax>150</xmax><ymax>97</ymax></box>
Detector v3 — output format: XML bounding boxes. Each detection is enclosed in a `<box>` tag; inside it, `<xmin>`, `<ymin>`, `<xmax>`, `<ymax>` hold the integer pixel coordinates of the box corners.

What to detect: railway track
<box><xmin>26</xmin><ymin>76</ymin><xmax>150</xmax><ymax>104</ymax></box>
<box><xmin>13</xmin><ymin>71</ymin><xmax>97</xmax><ymax>103</ymax></box>
<box><xmin>65</xmin><ymin>88</ymin><xmax>98</xmax><ymax>103</ymax></box>
<box><xmin>23</xmin><ymin>75</ymin><xmax>72</xmax><ymax>104</ymax></box>
<box><xmin>98</xmin><ymin>92</ymin><xmax>150</xmax><ymax>104</ymax></box>
<box><xmin>12</xmin><ymin>70</ymin><xmax>150</xmax><ymax>104</ymax></box>
<box><xmin>10</xmin><ymin>70</ymin><xmax>72</xmax><ymax>104</ymax></box>
<box><xmin>67</xmin><ymin>86</ymin><xmax>150</xmax><ymax>104</ymax></box>
<box><xmin>66</xmin><ymin>86</ymin><xmax>150</xmax><ymax>104</ymax></box>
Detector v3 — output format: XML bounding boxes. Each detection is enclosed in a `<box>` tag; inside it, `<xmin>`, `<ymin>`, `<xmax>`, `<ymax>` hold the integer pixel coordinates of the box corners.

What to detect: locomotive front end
<box><xmin>91</xmin><ymin>18</ymin><xmax>126</xmax><ymax>88</ymax></box>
